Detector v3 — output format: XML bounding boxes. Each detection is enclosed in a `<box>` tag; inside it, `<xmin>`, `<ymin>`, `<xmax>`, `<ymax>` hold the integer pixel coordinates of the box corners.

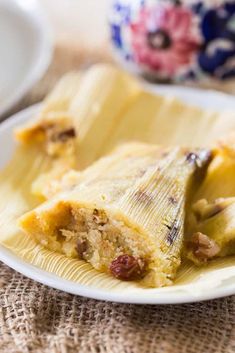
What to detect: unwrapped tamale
<box><xmin>19</xmin><ymin>143</ymin><xmax>212</xmax><ymax>287</ymax></box>
<box><xmin>186</xmin><ymin>197</ymin><xmax>235</xmax><ymax>265</ymax></box>
<box><xmin>185</xmin><ymin>135</ymin><xmax>235</xmax><ymax>264</ymax></box>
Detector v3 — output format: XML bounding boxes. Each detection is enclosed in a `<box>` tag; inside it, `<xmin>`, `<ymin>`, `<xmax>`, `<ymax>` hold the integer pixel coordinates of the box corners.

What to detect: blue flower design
<box><xmin>110</xmin><ymin>1</ymin><xmax>132</xmax><ymax>49</ymax></box>
<box><xmin>111</xmin><ymin>24</ymin><xmax>123</xmax><ymax>49</ymax></box>
<box><xmin>113</xmin><ymin>1</ymin><xmax>131</xmax><ymax>25</ymax></box>
<box><xmin>198</xmin><ymin>2</ymin><xmax>235</xmax><ymax>79</ymax></box>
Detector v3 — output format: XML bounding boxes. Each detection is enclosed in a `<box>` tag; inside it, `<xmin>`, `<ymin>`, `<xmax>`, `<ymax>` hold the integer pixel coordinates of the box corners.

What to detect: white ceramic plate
<box><xmin>1</xmin><ymin>86</ymin><xmax>235</xmax><ymax>304</ymax></box>
<box><xmin>0</xmin><ymin>0</ymin><xmax>52</xmax><ymax>117</ymax></box>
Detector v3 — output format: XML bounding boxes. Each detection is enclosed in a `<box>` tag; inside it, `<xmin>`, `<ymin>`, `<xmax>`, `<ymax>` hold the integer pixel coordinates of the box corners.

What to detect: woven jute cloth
<box><xmin>1</xmin><ymin>43</ymin><xmax>235</xmax><ymax>353</ymax></box>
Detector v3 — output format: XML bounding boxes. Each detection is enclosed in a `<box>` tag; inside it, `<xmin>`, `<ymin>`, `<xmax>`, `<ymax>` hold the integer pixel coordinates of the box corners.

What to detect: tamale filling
<box><xmin>24</xmin><ymin>204</ymin><xmax>170</xmax><ymax>285</ymax></box>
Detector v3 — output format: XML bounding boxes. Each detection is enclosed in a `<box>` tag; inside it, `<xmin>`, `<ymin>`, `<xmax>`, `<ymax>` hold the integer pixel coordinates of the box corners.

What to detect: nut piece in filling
<box><xmin>187</xmin><ymin>232</ymin><xmax>220</xmax><ymax>264</ymax></box>
<box><xmin>76</xmin><ymin>239</ymin><xmax>88</xmax><ymax>260</ymax></box>
<box><xmin>15</xmin><ymin>112</ymin><xmax>77</xmax><ymax>157</ymax></box>
<box><xmin>186</xmin><ymin>197</ymin><xmax>235</xmax><ymax>264</ymax></box>
<box><xmin>19</xmin><ymin>143</ymin><xmax>212</xmax><ymax>288</ymax></box>
<box><xmin>15</xmin><ymin>115</ymin><xmax>78</xmax><ymax>199</ymax></box>
<box><xmin>43</xmin><ymin>122</ymin><xmax>77</xmax><ymax>157</ymax></box>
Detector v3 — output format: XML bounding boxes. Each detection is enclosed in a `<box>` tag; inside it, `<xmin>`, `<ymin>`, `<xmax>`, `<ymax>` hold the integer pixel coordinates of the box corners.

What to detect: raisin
<box><xmin>110</xmin><ymin>255</ymin><xmax>145</xmax><ymax>281</ymax></box>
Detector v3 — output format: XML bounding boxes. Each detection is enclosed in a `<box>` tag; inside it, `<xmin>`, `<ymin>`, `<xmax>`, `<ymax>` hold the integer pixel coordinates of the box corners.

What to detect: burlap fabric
<box><xmin>0</xmin><ymin>43</ymin><xmax>235</xmax><ymax>353</ymax></box>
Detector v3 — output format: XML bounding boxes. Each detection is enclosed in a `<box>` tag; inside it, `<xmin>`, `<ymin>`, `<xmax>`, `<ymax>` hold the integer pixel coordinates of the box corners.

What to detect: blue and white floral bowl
<box><xmin>109</xmin><ymin>0</ymin><xmax>235</xmax><ymax>83</ymax></box>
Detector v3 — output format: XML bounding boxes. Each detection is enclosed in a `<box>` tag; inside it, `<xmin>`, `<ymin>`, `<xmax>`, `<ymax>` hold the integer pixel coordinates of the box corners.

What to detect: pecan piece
<box><xmin>57</xmin><ymin>128</ymin><xmax>76</xmax><ymax>141</ymax></box>
<box><xmin>110</xmin><ymin>255</ymin><xmax>146</xmax><ymax>281</ymax></box>
<box><xmin>46</xmin><ymin>126</ymin><xmax>76</xmax><ymax>146</ymax></box>
<box><xmin>54</xmin><ymin>128</ymin><xmax>76</xmax><ymax>142</ymax></box>
<box><xmin>188</xmin><ymin>232</ymin><xmax>220</xmax><ymax>262</ymax></box>
<box><xmin>76</xmin><ymin>239</ymin><xmax>88</xmax><ymax>260</ymax></box>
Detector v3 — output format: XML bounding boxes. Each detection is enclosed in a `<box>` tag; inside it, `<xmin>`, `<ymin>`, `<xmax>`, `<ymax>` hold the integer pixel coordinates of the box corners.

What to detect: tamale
<box><xmin>15</xmin><ymin>65</ymin><xmax>141</xmax><ymax>197</ymax></box>
<box><xmin>13</xmin><ymin>63</ymin><xmax>235</xmax><ymax>203</ymax></box>
<box><xmin>19</xmin><ymin>143</ymin><xmax>212</xmax><ymax>287</ymax></box>
<box><xmin>186</xmin><ymin>197</ymin><xmax>235</xmax><ymax>264</ymax></box>
<box><xmin>14</xmin><ymin>64</ymin><xmax>235</xmax><ymax>199</ymax></box>
<box><xmin>14</xmin><ymin>72</ymin><xmax>84</xmax><ymax>197</ymax></box>
<box><xmin>15</xmin><ymin>71</ymin><xmax>83</xmax><ymax>144</ymax></box>
<box><xmin>191</xmin><ymin>135</ymin><xmax>235</xmax><ymax>202</ymax></box>
<box><xmin>15</xmin><ymin>65</ymin><xmax>140</xmax><ymax>158</ymax></box>
<box><xmin>185</xmin><ymin>135</ymin><xmax>235</xmax><ymax>264</ymax></box>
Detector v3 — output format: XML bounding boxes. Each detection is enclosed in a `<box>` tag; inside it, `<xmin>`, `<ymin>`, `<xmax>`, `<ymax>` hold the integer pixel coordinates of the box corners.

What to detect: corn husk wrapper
<box><xmin>1</xmin><ymin>64</ymin><xmax>235</xmax><ymax>292</ymax></box>
<box><xmin>184</xmin><ymin>136</ymin><xmax>235</xmax><ymax>265</ymax></box>
<box><xmin>18</xmin><ymin>143</ymin><xmax>213</xmax><ymax>287</ymax></box>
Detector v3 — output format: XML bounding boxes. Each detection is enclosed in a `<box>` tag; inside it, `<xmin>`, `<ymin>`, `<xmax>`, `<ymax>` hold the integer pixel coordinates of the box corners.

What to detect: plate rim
<box><xmin>1</xmin><ymin>89</ymin><xmax>235</xmax><ymax>304</ymax></box>
<box><xmin>0</xmin><ymin>0</ymin><xmax>52</xmax><ymax>117</ymax></box>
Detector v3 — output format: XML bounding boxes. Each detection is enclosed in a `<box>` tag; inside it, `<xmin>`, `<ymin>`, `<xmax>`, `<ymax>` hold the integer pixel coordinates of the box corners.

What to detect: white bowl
<box><xmin>0</xmin><ymin>0</ymin><xmax>52</xmax><ymax>117</ymax></box>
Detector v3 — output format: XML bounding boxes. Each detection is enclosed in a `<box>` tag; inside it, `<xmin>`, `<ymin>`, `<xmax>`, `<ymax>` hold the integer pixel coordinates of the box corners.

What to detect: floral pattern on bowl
<box><xmin>109</xmin><ymin>0</ymin><xmax>235</xmax><ymax>82</ymax></box>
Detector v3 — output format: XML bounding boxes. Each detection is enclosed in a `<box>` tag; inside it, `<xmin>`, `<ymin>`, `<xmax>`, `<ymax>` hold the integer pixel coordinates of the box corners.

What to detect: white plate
<box><xmin>1</xmin><ymin>87</ymin><xmax>235</xmax><ymax>304</ymax></box>
<box><xmin>0</xmin><ymin>0</ymin><xmax>52</xmax><ymax>117</ymax></box>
